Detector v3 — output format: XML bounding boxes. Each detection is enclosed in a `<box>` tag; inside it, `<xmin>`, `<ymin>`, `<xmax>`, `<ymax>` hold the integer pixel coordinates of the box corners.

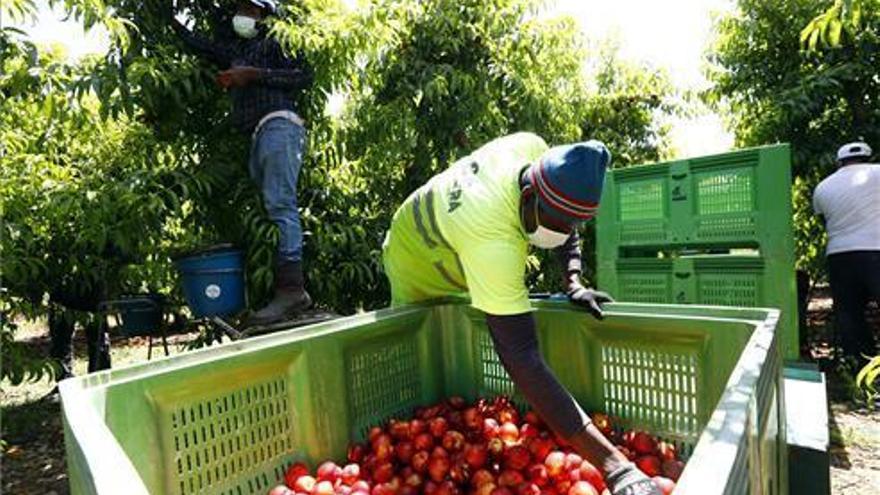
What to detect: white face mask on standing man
<box><xmin>232</xmin><ymin>15</ymin><xmax>259</xmax><ymax>38</ymax></box>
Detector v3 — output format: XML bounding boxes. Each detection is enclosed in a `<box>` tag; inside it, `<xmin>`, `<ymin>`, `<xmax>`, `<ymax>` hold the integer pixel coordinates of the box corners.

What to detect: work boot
<box><xmin>246</xmin><ymin>260</ymin><xmax>312</xmax><ymax>327</ymax></box>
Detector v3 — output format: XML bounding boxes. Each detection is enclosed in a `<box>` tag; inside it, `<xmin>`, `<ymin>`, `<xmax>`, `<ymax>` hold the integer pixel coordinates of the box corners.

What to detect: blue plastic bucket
<box><xmin>175</xmin><ymin>246</ymin><xmax>245</xmax><ymax>318</ymax></box>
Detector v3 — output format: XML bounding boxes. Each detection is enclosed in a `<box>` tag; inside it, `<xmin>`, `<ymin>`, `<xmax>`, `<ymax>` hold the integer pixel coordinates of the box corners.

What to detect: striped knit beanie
<box><xmin>529</xmin><ymin>140</ymin><xmax>611</xmax><ymax>223</ymax></box>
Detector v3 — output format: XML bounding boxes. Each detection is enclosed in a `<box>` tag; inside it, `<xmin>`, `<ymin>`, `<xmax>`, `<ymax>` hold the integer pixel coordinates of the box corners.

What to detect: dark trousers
<box><xmin>828</xmin><ymin>251</ymin><xmax>880</xmax><ymax>363</ymax></box>
<box><xmin>48</xmin><ymin>310</ymin><xmax>111</xmax><ymax>380</ymax></box>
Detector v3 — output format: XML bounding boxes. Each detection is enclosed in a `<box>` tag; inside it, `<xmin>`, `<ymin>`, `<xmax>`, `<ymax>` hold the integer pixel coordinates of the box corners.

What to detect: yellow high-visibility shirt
<box><xmin>382</xmin><ymin>132</ymin><xmax>549</xmax><ymax>315</ymax></box>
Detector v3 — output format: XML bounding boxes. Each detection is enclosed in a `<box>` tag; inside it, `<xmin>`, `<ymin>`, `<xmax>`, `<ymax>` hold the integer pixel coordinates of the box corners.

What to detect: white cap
<box><xmin>837</xmin><ymin>142</ymin><xmax>872</xmax><ymax>162</ymax></box>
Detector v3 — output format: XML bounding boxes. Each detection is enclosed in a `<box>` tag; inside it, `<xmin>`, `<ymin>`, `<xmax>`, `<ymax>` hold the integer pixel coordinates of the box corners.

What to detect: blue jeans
<box><xmin>249</xmin><ymin>117</ymin><xmax>306</xmax><ymax>262</ymax></box>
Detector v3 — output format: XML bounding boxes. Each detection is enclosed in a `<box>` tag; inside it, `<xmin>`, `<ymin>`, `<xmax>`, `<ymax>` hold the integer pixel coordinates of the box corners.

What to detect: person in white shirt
<box><xmin>813</xmin><ymin>142</ymin><xmax>880</xmax><ymax>365</ymax></box>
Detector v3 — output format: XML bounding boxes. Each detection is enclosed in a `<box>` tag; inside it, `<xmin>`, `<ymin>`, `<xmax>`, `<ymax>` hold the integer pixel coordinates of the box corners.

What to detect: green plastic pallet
<box><xmin>60</xmin><ymin>301</ymin><xmax>785</xmax><ymax>495</ymax></box>
<box><xmin>597</xmin><ymin>145</ymin><xmax>794</xmax><ymax>251</ymax></box>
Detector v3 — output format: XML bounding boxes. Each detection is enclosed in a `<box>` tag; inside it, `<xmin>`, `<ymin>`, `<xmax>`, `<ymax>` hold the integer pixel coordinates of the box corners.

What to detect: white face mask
<box><xmin>526</xmin><ymin>201</ymin><xmax>570</xmax><ymax>249</ymax></box>
<box><xmin>232</xmin><ymin>15</ymin><xmax>258</xmax><ymax>39</ymax></box>
<box><xmin>529</xmin><ymin>224</ymin><xmax>570</xmax><ymax>249</ymax></box>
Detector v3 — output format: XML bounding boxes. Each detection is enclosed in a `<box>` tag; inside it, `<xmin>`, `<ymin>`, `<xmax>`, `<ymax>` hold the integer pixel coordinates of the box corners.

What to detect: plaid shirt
<box><xmin>173</xmin><ymin>21</ymin><xmax>312</xmax><ymax>133</ymax></box>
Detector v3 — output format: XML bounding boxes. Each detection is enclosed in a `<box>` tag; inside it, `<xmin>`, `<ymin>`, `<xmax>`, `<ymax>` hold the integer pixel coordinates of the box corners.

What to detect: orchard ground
<box><xmin>2</xmin><ymin>294</ymin><xmax>878</xmax><ymax>494</ymax></box>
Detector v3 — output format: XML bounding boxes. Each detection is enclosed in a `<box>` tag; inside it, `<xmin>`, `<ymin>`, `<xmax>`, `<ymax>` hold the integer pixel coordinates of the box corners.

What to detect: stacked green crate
<box><xmin>597</xmin><ymin>144</ymin><xmax>799</xmax><ymax>358</ymax></box>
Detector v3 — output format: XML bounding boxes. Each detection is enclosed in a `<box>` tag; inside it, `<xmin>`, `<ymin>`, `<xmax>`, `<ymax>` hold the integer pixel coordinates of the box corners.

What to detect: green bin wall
<box><xmin>61</xmin><ymin>301</ymin><xmax>785</xmax><ymax>495</ymax></box>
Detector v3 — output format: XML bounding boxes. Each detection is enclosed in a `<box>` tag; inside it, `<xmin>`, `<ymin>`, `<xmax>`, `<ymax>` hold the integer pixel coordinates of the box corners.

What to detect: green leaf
<box><xmin>856</xmin><ymin>356</ymin><xmax>880</xmax><ymax>388</ymax></box>
<box><xmin>828</xmin><ymin>20</ymin><xmax>843</xmax><ymax>46</ymax></box>
<box><xmin>856</xmin><ymin>355</ymin><xmax>880</xmax><ymax>392</ymax></box>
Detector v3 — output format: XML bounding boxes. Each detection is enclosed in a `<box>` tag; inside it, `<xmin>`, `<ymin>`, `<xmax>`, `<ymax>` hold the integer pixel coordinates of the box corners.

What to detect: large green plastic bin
<box><xmin>60</xmin><ymin>301</ymin><xmax>785</xmax><ymax>495</ymax></box>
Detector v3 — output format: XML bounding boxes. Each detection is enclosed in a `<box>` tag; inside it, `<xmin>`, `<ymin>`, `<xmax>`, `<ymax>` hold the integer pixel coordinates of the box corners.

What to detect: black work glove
<box><xmin>606</xmin><ymin>463</ymin><xmax>662</xmax><ymax>495</ymax></box>
<box><xmin>566</xmin><ymin>282</ymin><xmax>614</xmax><ymax>320</ymax></box>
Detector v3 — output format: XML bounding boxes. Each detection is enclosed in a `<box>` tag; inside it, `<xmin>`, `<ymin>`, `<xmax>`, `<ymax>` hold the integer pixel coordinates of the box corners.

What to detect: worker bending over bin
<box><xmin>382</xmin><ymin>132</ymin><xmax>660</xmax><ymax>495</ymax></box>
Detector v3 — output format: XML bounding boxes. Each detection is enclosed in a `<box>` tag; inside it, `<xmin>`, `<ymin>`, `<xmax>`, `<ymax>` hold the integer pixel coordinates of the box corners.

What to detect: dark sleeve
<box><xmin>260</xmin><ymin>43</ymin><xmax>313</xmax><ymax>91</ymax></box>
<box><xmin>208</xmin><ymin>4</ymin><xmax>227</xmax><ymax>27</ymax></box>
<box><xmin>554</xmin><ymin>231</ymin><xmax>582</xmax><ymax>287</ymax></box>
<box><xmin>171</xmin><ymin>18</ymin><xmax>232</xmax><ymax>67</ymax></box>
<box><xmin>485</xmin><ymin>313</ymin><xmax>590</xmax><ymax>438</ymax></box>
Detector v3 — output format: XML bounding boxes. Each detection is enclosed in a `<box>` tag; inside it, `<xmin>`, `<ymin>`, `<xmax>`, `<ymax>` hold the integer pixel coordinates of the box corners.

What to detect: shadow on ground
<box><xmin>2</xmin><ymin>319</ymin><xmax>203</xmax><ymax>495</ymax></box>
<box><xmin>2</xmin><ymin>398</ymin><xmax>69</xmax><ymax>494</ymax></box>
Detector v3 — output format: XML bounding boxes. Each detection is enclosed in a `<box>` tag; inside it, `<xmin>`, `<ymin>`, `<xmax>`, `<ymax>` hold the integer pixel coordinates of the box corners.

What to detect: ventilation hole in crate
<box><xmin>168</xmin><ymin>376</ymin><xmax>293</xmax><ymax>495</ymax></box>
<box><xmin>347</xmin><ymin>334</ymin><xmax>421</xmax><ymax>437</ymax></box>
<box><xmin>696</xmin><ymin>169</ymin><xmax>755</xmax><ymax>216</ymax></box>
<box><xmin>696</xmin><ymin>215</ymin><xmax>756</xmax><ymax>240</ymax></box>
<box><xmin>619</xmin><ymin>180</ymin><xmax>665</xmax><ymax>222</ymax></box>
<box><xmin>602</xmin><ymin>345</ymin><xmax>700</xmax><ymax>440</ymax></box>
<box><xmin>620</xmin><ymin>221</ymin><xmax>668</xmax><ymax>244</ymax></box>
<box><xmin>698</xmin><ymin>274</ymin><xmax>760</xmax><ymax>307</ymax></box>
<box><xmin>473</xmin><ymin>329</ymin><xmax>529</xmax><ymax>408</ymax></box>
<box><xmin>475</xmin><ymin>329</ymin><xmax>516</xmax><ymax>398</ymax></box>
<box><xmin>618</xmin><ymin>274</ymin><xmax>671</xmax><ymax>303</ymax></box>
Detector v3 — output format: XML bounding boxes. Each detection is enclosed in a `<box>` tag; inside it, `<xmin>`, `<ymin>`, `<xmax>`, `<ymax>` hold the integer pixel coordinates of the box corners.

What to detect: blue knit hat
<box><xmin>529</xmin><ymin>140</ymin><xmax>610</xmax><ymax>223</ymax></box>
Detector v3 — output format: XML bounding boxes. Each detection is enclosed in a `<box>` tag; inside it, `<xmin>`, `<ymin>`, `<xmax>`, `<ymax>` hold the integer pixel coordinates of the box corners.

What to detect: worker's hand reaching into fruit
<box><xmin>607</xmin><ymin>463</ymin><xmax>663</xmax><ymax>495</ymax></box>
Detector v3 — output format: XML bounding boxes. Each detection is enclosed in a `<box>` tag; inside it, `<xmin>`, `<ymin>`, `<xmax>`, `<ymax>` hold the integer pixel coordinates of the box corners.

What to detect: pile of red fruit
<box><xmin>269</xmin><ymin>397</ymin><xmax>685</xmax><ymax>495</ymax></box>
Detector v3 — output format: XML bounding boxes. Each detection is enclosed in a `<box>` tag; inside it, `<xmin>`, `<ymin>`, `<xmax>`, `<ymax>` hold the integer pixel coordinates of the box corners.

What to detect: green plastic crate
<box><xmin>60</xmin><ymin>301</ymin><xmax>785</xmax><ymax>495</ymax></box>
<box><xmin>597</xmin><ymin>144</ymin><xmax>794</xmax><ymax>250</ymax></box>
